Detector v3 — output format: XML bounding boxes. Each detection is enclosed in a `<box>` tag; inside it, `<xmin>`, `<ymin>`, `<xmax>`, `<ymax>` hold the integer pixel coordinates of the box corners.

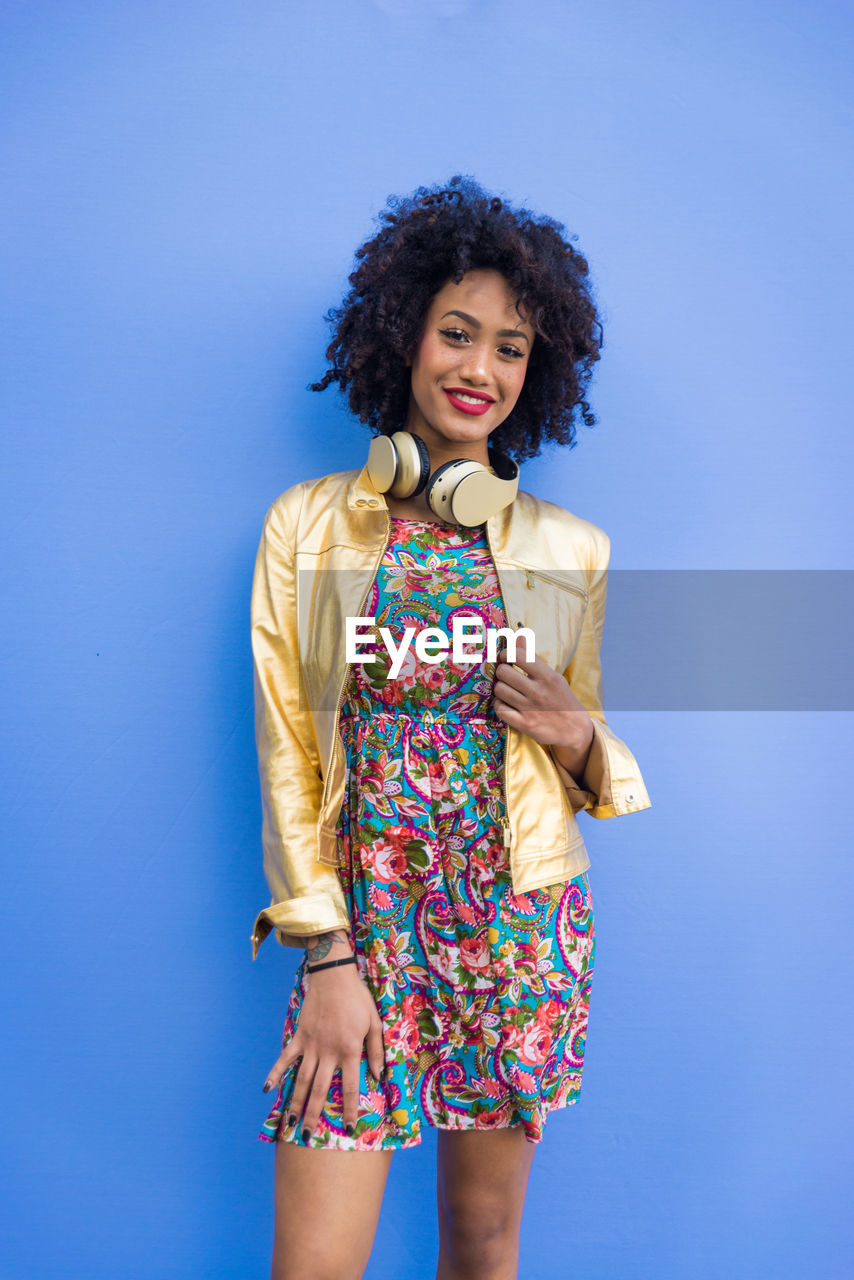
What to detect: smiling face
<box><xmin>403</xmin><ymin>268</ymin><xmax>535</xmax><ymax>464</ymax></box>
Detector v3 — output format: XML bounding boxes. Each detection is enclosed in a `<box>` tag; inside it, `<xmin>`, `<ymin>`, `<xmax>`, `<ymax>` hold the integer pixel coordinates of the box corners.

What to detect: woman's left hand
<box><xmin>492</xmin><ymin>633</ymin><xmax>594</xmax><ymax>756</ymax></box>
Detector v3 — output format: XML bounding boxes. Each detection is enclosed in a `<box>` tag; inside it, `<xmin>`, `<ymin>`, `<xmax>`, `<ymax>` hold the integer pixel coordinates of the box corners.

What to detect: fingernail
<box><xmin>287</xmin><ymin>1113</ymin><xmax>297</xmax><ymax>1126</ymax></box>
<box><xmin>302</xmin><ymin>1127</ymin><xmax>310</xmax><ymax>1143</ymax></box>
<box><xmin>263</xmin><ymin>1081</ymin><xmax>273</xmax><ymax>1092</ymax></box>
<box><xmin>345</xmin><ymin>1123</ymin><xmax>355</xmax><ymax>1136</ymax></box>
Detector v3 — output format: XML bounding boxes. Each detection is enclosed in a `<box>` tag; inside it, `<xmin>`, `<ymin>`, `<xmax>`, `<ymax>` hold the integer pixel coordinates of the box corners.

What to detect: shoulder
<box><xmin>262</xmin><ymin>469</ymin><xmax>358</xmax><ymax>531</ymax></box>
<box><xmin>515</xmin><ymin>487</ymin><xmax>610</xmax><ymax>570</ymax></box>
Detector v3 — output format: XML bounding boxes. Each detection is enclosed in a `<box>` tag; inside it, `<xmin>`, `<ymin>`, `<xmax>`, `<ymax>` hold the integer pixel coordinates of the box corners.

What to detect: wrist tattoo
<box><xmin>305</xmin><ymin>929</ymin><xmax>350</xmax><ymax>963</ymax></box>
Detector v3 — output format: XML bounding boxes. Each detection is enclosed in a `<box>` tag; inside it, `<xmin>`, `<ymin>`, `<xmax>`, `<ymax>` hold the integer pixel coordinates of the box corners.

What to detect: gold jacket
<box><xmin>250</xmin><ymin>463</ymin><xmax>651</xmax><ymax>959</ymax></box>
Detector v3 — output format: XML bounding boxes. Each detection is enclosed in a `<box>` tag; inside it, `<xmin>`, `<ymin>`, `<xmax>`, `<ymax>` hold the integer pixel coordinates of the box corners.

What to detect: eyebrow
<box><xmin>439</xmin><ymin>310</ymin><xmax>530</xmax><ymax>344</ymax></box>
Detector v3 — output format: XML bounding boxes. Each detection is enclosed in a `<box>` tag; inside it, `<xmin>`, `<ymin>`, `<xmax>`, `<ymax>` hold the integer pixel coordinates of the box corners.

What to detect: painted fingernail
<box><xmin>263</xmin><ymin>1081</ymin><xmax>273</xmax><ymax>1092</ymax></box>
<box><xmin>287</xmin><ymin>1113</ymin><xmax>297</xmax><ymax>1126</ymax></box>
<box><xmin>302</xmin><ymin>1127</ymin><xmax>310</xmax><ymax>1143</ymax></box>
<box><xmin>345</xmin><ymin>1123</ymin><xmax>355</xmax><ymax>1136</ymax></box>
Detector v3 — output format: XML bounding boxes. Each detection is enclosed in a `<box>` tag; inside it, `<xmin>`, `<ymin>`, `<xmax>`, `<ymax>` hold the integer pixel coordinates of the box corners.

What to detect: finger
<box><xmin>340</xmin><ymin>1055</ymin><xmax>362</xmax><ymax>1136</ymax></box>
<box><xmin>495</xmin><ymin>651</ymin><xmax>535</xmax><ymax>683</ymax></box>
<box><xmin>287</xmin><ymin>1052</ymin><xmax>318</xmax><ymax>1126</ymax></box>
<box><xmin>301</xmin><ymin>1057</ymin><xmax>336</xmax><ymax>1141</ymax></box>
<box><xmin>513</xmin><ymin>631</ymin><xmax>534</xmax><ymax>664</ymax></box>
<box><xmin>263</xmin><ymin>1035</ymin><xmax>302</xmax><ymax>1093</ymax></box>
<box><xmin>493</xmin><ymin>676</ymin><xmax>528</xmax><ymax>710</ymax></box>
<box><xmin>493</xmin><ymin>697</ymin><xmax>521</xmax><ymax>727</ymax></box>
<box><xmin>497</xmin><ymin>634</ymin><xmax>536</xmax><ymax>673</ymax></box>
<box><xmin>365</xmin><ymin>1017</ymin><xmax>386</xmax><ymax>1085</ymax></box>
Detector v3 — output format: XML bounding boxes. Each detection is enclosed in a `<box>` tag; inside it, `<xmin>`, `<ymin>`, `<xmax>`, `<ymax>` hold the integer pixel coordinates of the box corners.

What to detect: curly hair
<box><xmin>308</xmin><ymin>174</ymin><xmax>604</xmax><ymax>463</ymax></box>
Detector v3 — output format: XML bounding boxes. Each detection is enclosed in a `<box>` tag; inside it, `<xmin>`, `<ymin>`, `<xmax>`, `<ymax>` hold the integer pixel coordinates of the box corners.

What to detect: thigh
<box><xmin>271</xmin><ymin>1142</ymin><xmax>393</xmax><ymax>1280</ymax></box>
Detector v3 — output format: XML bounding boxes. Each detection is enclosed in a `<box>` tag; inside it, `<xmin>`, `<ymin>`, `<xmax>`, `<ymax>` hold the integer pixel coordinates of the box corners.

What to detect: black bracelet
<box><xmin>306</xmin><ymin>955</ymin><xmax>357</xmax><ymax>974</ymax></box>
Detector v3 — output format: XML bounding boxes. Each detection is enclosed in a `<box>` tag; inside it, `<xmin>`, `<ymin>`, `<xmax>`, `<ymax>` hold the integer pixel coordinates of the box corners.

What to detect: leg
<box><xmin>270</xmin><ymin>1141</ymin><xmax>393</xmax><ymax>1280</ymax></box>
<box><xmin>435</xmin><ymin>1127</ymin><xmax>537</xmax><ymax>1280</ymax></box>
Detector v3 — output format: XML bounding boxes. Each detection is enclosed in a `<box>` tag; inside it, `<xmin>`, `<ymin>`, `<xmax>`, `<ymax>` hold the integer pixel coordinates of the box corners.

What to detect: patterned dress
<box><xmin>259</xmin><ymin>516</ymin><xmax>596</xmax><ymax>1150</ymax></box>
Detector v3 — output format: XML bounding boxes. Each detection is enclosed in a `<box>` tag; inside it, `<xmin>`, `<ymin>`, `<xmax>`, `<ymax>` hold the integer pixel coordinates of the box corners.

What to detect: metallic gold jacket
<box><xmin>250</xmin><ymin>463</ymin><xmax>651</xmax><ymax>959</ymax></box>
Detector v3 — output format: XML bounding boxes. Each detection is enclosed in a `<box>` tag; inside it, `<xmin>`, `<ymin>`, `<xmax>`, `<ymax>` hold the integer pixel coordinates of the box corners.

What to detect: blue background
<box><xmin>2</xmin><ymin>2</ymin><xmax>852</xmax><ymax>1277</ymax></box>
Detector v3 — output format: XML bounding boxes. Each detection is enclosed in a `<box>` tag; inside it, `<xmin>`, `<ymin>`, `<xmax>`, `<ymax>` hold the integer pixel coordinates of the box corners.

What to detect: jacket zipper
<box><xmin>524</xmin><ymin>566</ymin><xmax>587</xmax><ymax>599</ymax></box>
<box><xmin>320</xmin><ymin>511</ymin><xmax>392</xmax><ymax>818</ymax></box>
<box><xmin>485</xmin><ymin>519</ymin><xmax>514</xmax><ymax>852</ymax></box>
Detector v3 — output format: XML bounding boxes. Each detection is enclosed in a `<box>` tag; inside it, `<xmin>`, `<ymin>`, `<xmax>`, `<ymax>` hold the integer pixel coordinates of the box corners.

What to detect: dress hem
<box><xmin>257</xmin><ymin>1090</ymin><xmax>583</xmax><ymax>1151</ymax></box>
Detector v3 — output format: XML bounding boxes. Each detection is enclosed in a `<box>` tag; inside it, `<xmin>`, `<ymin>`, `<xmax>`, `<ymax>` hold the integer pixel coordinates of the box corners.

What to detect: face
<box><xmin>403</xmin><ymin>268</ymin><xmax>535</xmax><ymax>460</ymax></box>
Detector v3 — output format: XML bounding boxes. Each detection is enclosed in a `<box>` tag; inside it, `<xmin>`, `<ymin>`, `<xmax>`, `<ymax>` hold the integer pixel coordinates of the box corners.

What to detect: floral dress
<box><xmin>259</xmin><ymin>516</ymin><xmax>596</xmax><ymax>1150</ymax></box>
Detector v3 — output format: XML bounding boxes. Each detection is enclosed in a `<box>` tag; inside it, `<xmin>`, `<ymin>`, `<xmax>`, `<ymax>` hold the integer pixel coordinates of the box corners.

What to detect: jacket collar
<box><xmin>345</xmin><ymin>461</ymin><xmax>515</xmax><ymax>557</ymax></box>
<box><xmin>346</xmin><ymin>463</ymin><xmax>386</xmax><ymax>510</ymax></box>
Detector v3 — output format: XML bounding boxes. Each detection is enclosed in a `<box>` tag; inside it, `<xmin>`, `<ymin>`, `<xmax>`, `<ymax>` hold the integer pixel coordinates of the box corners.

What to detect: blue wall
<box><xmin>2</xmin><ymin>2</ymin><xmax>852</xmax><ymax>1277</ymax></box>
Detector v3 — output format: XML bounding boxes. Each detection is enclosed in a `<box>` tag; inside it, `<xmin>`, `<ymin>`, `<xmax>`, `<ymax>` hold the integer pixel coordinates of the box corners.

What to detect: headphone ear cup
<box><xmin>424</xmin><ymin>458</ymin><xmax>463</xmax><ymax>519</ymax></box>
<box><xmin>366</xmin><ymin>433</ymin><xmax>400</xmax><ymax>494</ymax></box>
<box><xmin>408</xmin><ymin>432</ymin><xmax>431</xmax><ymax>496</ymax></box>
<box><xmin>427</xmin><ymin>457</ymin><xmax>519</xmax><ymax>527</ymax></box>
<box><xmin>426</xmin><ymin>458</ymin><xmax>491</xmax><ymax>525</ymax></box>
<box><xmin>388</xmin><ymin>430</ymin><xmax>430</xmax><ymax>498</ymax></box>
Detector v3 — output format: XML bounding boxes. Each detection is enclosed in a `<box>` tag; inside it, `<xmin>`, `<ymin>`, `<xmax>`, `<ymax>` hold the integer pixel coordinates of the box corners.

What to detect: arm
<box><xmin>263</xmin><ymin>923</ymin><xmax>386</xmax><ymax>1140</ymax></box>
<box><xmin>250</xmin><ymin>497</ymin><xmax>352</xmax><ymax>959</ymax></box>
<box><xmin>300</xmin><ymin>927</ymin><xmax>353</xmax><ymax>965</ymax></box>
<box><xmin>546</xmin><ymin>529</ymin><xmax>652</xmax><ymax>818</ymax></box>
<box><xmin>548</xmin><ymin>723</ymin><xmax>595</xmax><ymax>786</ymax></box>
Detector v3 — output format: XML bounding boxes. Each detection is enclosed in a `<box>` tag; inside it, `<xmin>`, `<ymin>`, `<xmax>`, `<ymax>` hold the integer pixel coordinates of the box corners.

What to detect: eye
<box><xmin>440</xmin><ymin>328</ymin><xmax>526</xmax><ymax>360</ymax></box>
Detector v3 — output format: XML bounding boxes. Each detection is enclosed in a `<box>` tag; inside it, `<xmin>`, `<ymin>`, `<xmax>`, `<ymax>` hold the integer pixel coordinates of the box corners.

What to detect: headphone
<box><xmin>366</xmin><ymin>430</ymin><xmax>519</xmax><ymax>528</ymax></box>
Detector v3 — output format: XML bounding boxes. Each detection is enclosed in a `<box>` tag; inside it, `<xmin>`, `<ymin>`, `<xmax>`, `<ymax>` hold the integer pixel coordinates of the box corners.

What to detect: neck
<box><xmin>401</xmin><ymin>424</ymin><xmax>492</xmax><ymax>472</ymax></box>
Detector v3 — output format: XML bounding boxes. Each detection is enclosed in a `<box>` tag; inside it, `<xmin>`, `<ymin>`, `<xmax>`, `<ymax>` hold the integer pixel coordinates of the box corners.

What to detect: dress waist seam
<box><xmin>340</xmin><ymin>710</ymin><xmax>500</xmax><ymax>725</ymax></box>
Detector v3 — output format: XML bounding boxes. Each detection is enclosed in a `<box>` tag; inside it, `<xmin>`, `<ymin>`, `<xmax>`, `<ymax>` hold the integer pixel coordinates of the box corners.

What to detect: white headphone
<box><xmin>366</xmin><ymin>430</ymin><xmax>519</xmax><ymax>528</ymax></box>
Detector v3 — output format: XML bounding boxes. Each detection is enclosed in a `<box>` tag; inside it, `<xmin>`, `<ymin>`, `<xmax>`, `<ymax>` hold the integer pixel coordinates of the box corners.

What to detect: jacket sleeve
<box><xmin>250</xmin><ymin>496</ymin><xmax>352</xmax><ymax>959</ymax></box>
<box><xmin>546</xmin><ymin>528</ymin><xmax>652</xmax><ymax>819</ymax></box>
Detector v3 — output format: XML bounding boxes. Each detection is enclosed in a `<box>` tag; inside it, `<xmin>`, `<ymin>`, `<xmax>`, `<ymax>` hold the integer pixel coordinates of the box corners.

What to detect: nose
<box><xmin>456</xmin><ymin>340</ymin><xmax>492</xmax><ymax>385</ymax></box>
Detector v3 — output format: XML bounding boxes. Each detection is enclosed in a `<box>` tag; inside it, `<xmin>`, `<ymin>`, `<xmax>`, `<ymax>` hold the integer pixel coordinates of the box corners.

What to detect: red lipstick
<box><xmin>443</xmin><ymin>388</ymin><xmax>495</xmax><ymax>416</ymax></box>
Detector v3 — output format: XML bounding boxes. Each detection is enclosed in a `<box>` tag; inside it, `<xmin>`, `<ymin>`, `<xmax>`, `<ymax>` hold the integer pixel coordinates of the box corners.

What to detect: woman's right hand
<box><xmin>263</xmin><ymin>962</ymin><xmax>386</xmax><ymax>1141</ymax></box>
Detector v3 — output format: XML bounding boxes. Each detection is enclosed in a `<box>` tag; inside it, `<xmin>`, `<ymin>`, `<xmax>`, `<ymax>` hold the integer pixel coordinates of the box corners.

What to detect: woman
<box><xmin>250</xmin><ymin>176</ymin><xmax>651</xmax><ymax>1280</ymax></box>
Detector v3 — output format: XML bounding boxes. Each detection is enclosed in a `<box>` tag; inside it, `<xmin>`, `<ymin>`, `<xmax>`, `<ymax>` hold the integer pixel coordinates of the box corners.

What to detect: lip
<box><xmin>443</xmin><ymin>387</ymin><xmax>495</xmax><ymax>416</ymax></box>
